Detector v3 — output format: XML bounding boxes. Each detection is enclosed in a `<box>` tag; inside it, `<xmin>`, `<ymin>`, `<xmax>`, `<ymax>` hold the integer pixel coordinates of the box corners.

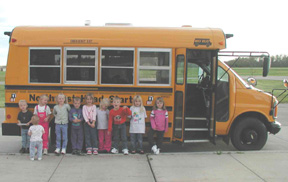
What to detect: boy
<box><xmin>69</xmin><ymin>97</ymin><xmax>84</xmax><ymax>155</ymax></box>
<box><xmin>28</xmin><ymin>116</ymin><xmax>45</xmax><ymax>161</ymax></box>
<box><xmin>108</xmin><ymin>97</ymin><xmax>132</xmax><ymax>155</ymax></box>
<box><xmin>17</xmin><ymin>100</ymin><xmax>33</xmax><ymax>153</ymax></box>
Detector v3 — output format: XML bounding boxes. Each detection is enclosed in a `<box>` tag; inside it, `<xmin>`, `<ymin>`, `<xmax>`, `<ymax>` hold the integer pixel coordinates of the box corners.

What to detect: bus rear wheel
<box><xmin>231</xmin><ymin>117</ymin><xmax>267</xmax><ymax>151</ymax></box>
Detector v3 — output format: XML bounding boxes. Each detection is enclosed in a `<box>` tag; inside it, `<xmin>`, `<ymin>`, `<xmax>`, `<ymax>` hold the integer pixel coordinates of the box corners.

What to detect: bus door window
<box><xmin>29</xmin><ymin>48</ymin><xmax>61</xmax><ymax>83</ymax></box>
<box><xmin>216</xmin><ymin>66</ymin><xmax>229</xmax><ymax>122</ymax></box>
<box><xmin>65</xmin><ymin>48</ymin><xmax>97</xmax><ymax>83</ymax></box>
<box><xmin>101</xmin><ymin>48</ymin><xmax>134</xmax><ymax>85</ymax></box>
<box><xmin>137</xmin><ymin>48</ymin><xmax>171</xmax><ymax>86</ymax></box>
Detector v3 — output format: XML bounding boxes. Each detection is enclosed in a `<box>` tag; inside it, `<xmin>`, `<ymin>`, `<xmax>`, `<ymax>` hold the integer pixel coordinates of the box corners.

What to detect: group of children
<box><xmin>18</xmin><ymin>93</ymin><xmax>168</xmax><ymax>161</ymax></box>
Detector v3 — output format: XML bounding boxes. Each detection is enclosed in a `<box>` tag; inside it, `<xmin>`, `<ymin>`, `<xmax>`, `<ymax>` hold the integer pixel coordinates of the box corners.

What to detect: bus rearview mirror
<box><xmin>262</xmin><ymin>56</ymin><xmax>271</xmax><ymax>77</ymax></box>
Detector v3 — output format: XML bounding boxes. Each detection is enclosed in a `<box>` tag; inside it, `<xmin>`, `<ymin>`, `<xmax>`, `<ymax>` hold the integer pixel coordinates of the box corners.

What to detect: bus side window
<box><xmin>216</xmin><ymin>66</ymin><xmax>229</xmax><ymax>122</ymax></box>
<box><xmin>29</xmin><ymin>48</ymin><xmax>61</xmax><ymax>83</ymax></box>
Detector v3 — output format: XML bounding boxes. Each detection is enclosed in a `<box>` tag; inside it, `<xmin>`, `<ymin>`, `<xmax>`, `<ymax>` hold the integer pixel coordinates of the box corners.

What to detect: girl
<box><xmin>97</xmin><ymin>98</ymin><xmax>111</xmax><ymax>153</ymax></box>
<box><xmin>28</xmin><ymin>116</ymin><xmax>45</xmax><ymax>161</ymax></box>
<box><xmin>129</xmin><ymin>95</ymin><xmax>147</xmax><ymax>154</ymax></box>
<box><xmin>33</xmin><ymin>94</ymin><xmax>51</xmax><ymax>155</ymax></box>
<box><xmin>53</xmin><ymin>93</ymin><xmax>71</xmax><ymax>154</ymax></box>
<box><xmin>83</xmin><ymin>93</ymin><xmax>98</xmax><ymax>155</ymax></box>
<box><xmin>148</xmin><ymin>97</ymin><xmax>168</xmax><ymax>155</ymax></box>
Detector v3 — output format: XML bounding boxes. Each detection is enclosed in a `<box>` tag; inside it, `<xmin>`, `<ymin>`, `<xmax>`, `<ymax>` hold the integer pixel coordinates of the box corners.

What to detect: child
<box><xmin>53</xmin><ymin>93</ymin><xmax>71</xmax><ymax>154</ymax></box>
<box><xmin>148</xmin><ymin>97</ymin><xmax>168</xmax><ymax>155</ymax></box>
<box><xmin>28</xmin><ymin>116</ymin><xmax>45</xmax><ymax>161</ymax></box>
<box><xmin>129</xmin><ymin>95</ymin><xmax>147</xmax><ymax>154</ymax></box>
<box><xmin>83</xmin><ymin>93</ymin><xmax>98</xmax><ymax>155</ymax></box>
<box><xmin>108</xmin><ymin>96</ymin><xmax>132</xmax><ymax>155</ymax></box>
<box><xmin>17</xmin><ymin>100</ymin><xmax>33</xmax><ymax>154</ymax></box>
<box><xmin>97</xmin><ymin>98</ymin><xmax>111</xmax><ymax>153</ymax></box>
<box><xmin>69</xmin><ymin>97</ymin><xmax>84</xmax><ymax>155</ymax></box>
<box><xmin>33</xmin><ymin>94</ymin><xmax>51</xmax><ymax>155</ymax></box>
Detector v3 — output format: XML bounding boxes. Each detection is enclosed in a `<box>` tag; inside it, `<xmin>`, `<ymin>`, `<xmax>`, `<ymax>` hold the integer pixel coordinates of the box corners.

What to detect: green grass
<box><xmin>0</xmin><ymin>85</ymin><xmax>4</xmax><ymax>107</ymax></box>
<box><xmin>0</xmin><ymin>72</ymin><xmax>5</xmax><ymax>82</ymax></box>
<box><xmin>232</xmin><ymin>67</ymin><xmax>288</xmax><ymax>77</ymax></box>
<box><xmin>254</xmin><ymin>80</ymin><xmax>288</xmax><ymax>103</ymax></box>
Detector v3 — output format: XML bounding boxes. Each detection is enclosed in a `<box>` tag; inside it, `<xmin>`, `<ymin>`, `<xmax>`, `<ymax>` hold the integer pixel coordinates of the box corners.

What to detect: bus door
<box><xmin>173</xmin><ymin>48</ymin><xmax>186</xmax><ymax>142</ymax></box>
<box><xmin>181</xmin><ymin>49</ymin><xmax>217</xmax><ymax>144</ymax></box>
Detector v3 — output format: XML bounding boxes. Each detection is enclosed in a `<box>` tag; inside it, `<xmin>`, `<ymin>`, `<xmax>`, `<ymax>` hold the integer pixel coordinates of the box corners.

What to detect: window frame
<box><xmin>29</xmin><ymin>47</ymin><xmax>62</xmax><ymax>84</ymax></box>
<box><xmin>64</xmin><ymin>47</ymin><xmax>98</xmax><ymax>84</ymax></box>
<box><xmin>100</xmin><ymin>47</ymin><xmax>135</xmax><ymax>85</ymax></box>
<box><xmin>137</xmin><ymin>48</ymin><xmax>172</xmax><ymax>86</ymax></box>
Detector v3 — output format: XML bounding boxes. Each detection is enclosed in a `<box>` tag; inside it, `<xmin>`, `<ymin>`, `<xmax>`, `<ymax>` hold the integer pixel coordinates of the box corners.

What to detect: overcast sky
<box><xmin>0</xmin><ymin>0</ymin><xmax>287</xmax><ymax>66</ymax></box>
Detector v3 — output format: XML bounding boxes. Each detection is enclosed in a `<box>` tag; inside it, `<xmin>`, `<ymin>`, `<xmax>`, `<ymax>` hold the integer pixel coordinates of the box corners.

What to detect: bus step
<box><xmin>184</xmin><ymin>139</ymin><xmax>210</xmax><ymax>143</ymax></box>
<box><xmin>185</xmin><ymin>117</ymin><xmax>206</xmax><ymax>121</ymax></box>
<box><xmin>185</xmin><ymin>120</ymin><xmax>208</xmax><ymax>128</ymax></box>
<box><xmin>185</xmin><ymin>128</ymin><xmax>208</xmax><ymax>131</ymax></box>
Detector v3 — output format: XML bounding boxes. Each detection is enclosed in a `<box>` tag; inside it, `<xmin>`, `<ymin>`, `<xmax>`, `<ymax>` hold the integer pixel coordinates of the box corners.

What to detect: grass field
<box><xmin>232</xmin><ymin>67</ymin><xmax>288</xmax><ymax>77</ymax></box>
<box><xmin>0</xmin><ymin>71</ymin><xmax>5</xmax><ymax>82</ymax></box>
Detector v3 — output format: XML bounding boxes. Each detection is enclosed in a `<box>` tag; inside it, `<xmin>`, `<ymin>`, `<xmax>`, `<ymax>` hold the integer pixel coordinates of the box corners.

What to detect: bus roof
<box><xmin>10</xmin><ymin>26</ymin><xmax>226</xmax><ymax>49</ymax></box>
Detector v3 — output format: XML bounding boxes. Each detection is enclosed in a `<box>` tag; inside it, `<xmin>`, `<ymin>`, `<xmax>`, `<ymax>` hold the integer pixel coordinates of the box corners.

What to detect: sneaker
<box><xmin>93</xmin><ymin>150</ymin><xmax>98</xmax><ymax>155</ymax></box>
<box><xmin>155</xmin><ymin>148</ymin><xmax>160</xmax><ymax>155</ymax></box>
<box><xmin>54</xmin><ymin>148</ymin><xmax>60</xmax><ymax>154</ymax></box>
<box><xmin>122</xmin><ymin>149</ymin><xmax>129</xmax><ymax>155</ymax></box>
<box><xmin>38</xmin><ymin>158</ymin><xmax>42</xmax><ymax>161</ymax></box>
<box><xmin>131</xmin><ymin>150</ymin><xmax>136</xmax><ymax>154</ymax></box>
<box><xmin>76</xmin><ymin>150</ymin><xmax>85</xmax><ymax>156</ymax></box>
<box><xmin>72</xmin><ymin>150</ymin><xmax>77</xmax><ymax>155</ymax></box>
<box><xmin>139</xmin><ymin>150</ymin><xmax>145</xmax><ymax>154</ymax></box>
<box><xmin>43</xmin><ymin>149</ymin><xmax>48</xmax><ymax>155</ymax></box>
<box><xmin>19</xmin><ymin>148</ymin><xmax>25</xmax><ymax>153</ymax></box>
<box><xmin>87</xmin><ymin>150</ymin><xmax>92</xmax><ymax>155</ymax></box>
<box><xmin>30</xmin><ymin>158</ymin><xmax>34</xmax><ymax>161</ymax></box>
<box><xmin>111</xmin><ymin>148</ymin><xmax>119</xmax><ymax>154</ymax></box>
<box><xmin>151</xmin><ymin>145</ymin><xmax>157</xmax><ymax>154</ymax></box>
<box><xmin>25</xmin><ymin>148</ymin><xmax>29</xmax><ymax>154</ymax></box>
<box><xmin>61</xmin><ymin>149</ymin><xmax>66</xmax><ymax>154</ymax></box>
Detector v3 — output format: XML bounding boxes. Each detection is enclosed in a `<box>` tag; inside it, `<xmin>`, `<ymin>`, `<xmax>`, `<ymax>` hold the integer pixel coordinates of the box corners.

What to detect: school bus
<box><xmin>2</xmin><ymin>26</ymin><xmax>281</xmax><ymax>151</ymax></box>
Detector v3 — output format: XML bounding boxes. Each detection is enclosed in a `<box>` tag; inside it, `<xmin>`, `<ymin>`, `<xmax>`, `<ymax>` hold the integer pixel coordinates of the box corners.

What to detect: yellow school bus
<box><xmin>2</xmin><ymin>26</ymin><xmax>281</xmax><ymax>150</ymax></box>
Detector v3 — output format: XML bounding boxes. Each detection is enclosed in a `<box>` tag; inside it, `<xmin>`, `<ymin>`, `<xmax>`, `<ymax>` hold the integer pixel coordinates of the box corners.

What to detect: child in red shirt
<box><xmin>108</xmin><ymin>96</ymin><xmax>131</xmax><ymax>155</ymax></box>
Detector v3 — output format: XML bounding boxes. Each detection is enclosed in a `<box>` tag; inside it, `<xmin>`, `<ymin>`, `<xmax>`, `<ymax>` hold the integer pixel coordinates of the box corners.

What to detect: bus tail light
<box><xmin>7</xmin><ymin>114</ymin><xmax>11</xmax><ymax>119</ymax></box>
<box><xmin>11</xmin><ymin>38</ymin><xmax>17</xmax><ymax>43</ymax></box>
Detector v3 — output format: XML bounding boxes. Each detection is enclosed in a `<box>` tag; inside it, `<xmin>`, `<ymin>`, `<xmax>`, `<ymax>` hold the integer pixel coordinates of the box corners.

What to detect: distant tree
<box><xmin>225</xmin><ymin>55</ymin><xmax>288</xmax><ymax>67</ymax></box>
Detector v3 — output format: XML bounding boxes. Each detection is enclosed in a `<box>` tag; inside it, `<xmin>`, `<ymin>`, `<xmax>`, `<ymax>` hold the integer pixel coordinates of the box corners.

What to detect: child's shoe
<box><xmin>131</xmin><ymin>150</ymin><xmax>136</xmax><ymax>154</ymax></box>
<box><xmin>151</xmin><ymin>145</ymin><xmax>157</xmax><ymax>154</ymax></box>
<box><xmin>54</xmin><ymin>148</ymin><xmax>60</xmax><ymax>154</ymax></box>
<box><xmin>93</xmin><ymin>150</ymin><xmax>98</xmax><ymax>155</ymax></box>
<box><xmin>155</xmin><ymin>148</ymin><xmax>160</xmax><ymax>155</ymax></box>
<box><xmin>139</xmin><ymin>150</ymin><xmax>145</xmax><ymax>154</ymax></box>
<box><xmin>111</xmin><ymin>148</ymin><xmax>119</xmax><ymax>154</ymax></box>
<box><xmin>61</xmin><ymin>149</ymin><xmax>66</xmax><ymax>154</ymax></box>
<box><xmin>30</xmin><ymin>158</ymin><xmax>34</xmax><ymax>161</ymax></box>
<box><xmin>43</xmin><ymin>148</ymin><xmax>48</xmax><ymax>155</ymax></box>
<box><xmin>25</xmin><ymin>148</ymin><xmax>29</xmax><ymax>153</ymax></box>
<box><xmin>122</xmin><ymin>149</ymin><xmax>129</xmax><ymax>155</ymax></box>
<box><xmin>19</xmin><ymin>148</ymin><xmax>25</xmax><ymax>154</ymax></box>
<box><xmin>87</xmin><ymin>150</ymin><xmax>92</xmax><ymax>155</ymax></box>
<box><xmin>38</xmin><ymin>158</ymin><xmax>42</xmax><ymax>161</ymax></box>
<box><xmin>72</xmin><ymin>150</ymin><xmax>77</xmax><ymax>155</ymax></box>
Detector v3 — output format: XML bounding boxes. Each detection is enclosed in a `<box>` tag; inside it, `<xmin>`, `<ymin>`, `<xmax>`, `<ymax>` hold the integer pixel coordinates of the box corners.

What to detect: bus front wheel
<box><xmin>231</xmin><ymin>117</ymin><xmax>268</xmax><ymax>151</ymax></box>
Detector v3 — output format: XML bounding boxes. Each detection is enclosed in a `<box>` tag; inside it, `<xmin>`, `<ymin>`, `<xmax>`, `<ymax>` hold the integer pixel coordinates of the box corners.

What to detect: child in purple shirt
<box><xmin>69</xmin><ymin>97</ymin><xmax>84</xmax><ymax>155</ymax></box>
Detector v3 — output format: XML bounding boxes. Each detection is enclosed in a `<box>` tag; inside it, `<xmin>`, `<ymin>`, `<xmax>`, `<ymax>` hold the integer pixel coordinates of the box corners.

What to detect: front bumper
<box><xmin>269</xmin><ymin>121</ymin><xmax>281</xmax><ymax>134</ymax></box>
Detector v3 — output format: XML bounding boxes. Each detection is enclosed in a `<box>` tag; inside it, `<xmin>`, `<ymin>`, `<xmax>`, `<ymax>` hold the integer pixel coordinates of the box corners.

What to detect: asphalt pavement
<box><xmin>0</xmin><ymin>105</ymin><xmax>288</xmax><ymax>182</ymax></box>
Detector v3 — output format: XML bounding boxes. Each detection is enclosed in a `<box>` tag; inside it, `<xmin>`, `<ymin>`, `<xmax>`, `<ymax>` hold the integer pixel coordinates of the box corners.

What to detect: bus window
<box><xmin>29</xmin><ymin>48</ymin><xmax>61</xmax><ymax>83</ymax></box>
<box><xmin>65</xmin><ymin>48</ymin><xmax>97</xmax><ymax>83</ymax></box>
<box><xmin>101</xmin><ymin>48</ymin><xmax>134</xmax><ymax>84</ymax></box>
<box><xmin>187</xmin><ymin>63</ymin><xmax>202</xmax><ymax>84</ymax></box>
<box><xmin>138</xmin><ymin>48</ymin><xmax>171</xmax><ymax>85</ymax></box>
<box><xmin>176</xmin><ymin>55</ymin><xmax>185</xmax><ymax>85</ymax></box>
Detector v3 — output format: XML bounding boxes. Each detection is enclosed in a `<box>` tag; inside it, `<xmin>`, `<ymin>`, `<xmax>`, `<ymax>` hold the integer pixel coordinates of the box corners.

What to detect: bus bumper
<box><xmin>1</xmin><ymin>123</ymin><xmax>21</xmax><ymax>136</ymax></box>
<box><xmin>269</xmin><ymin>121</ymin><xmax>281</xmax><ymax>134</ymax></box>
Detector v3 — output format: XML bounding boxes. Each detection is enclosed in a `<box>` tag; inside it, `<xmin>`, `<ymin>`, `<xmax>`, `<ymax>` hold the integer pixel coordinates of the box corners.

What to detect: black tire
<box><xmin>231</xmin><ymin>117</ymin><xmax>267</xmax><ymax>151</ymax></box>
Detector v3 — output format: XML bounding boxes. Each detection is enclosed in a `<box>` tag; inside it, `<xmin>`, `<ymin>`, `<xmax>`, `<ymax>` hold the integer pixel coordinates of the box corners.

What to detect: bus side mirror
<box><xmin>262</xmin><ymin>56</ymin><xmax>271</xmax><ymax>77</ymax></box>
<box><xmin>284</xmin><ymin>79</ymin><xmax>288</xmax><ymax>88</ymax></box>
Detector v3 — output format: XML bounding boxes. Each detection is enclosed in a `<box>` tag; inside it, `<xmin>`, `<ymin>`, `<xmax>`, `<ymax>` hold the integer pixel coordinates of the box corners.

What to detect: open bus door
<box><xmin>173</xmin><ymin>49</ymin><xmax>217</xmax><ymax>144</ymax></box>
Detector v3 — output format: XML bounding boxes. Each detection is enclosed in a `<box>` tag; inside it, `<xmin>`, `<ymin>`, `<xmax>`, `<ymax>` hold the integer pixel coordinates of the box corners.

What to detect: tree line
<box><xmin>225</xmin><ymin>55</ymin><xmax>288</xmax><ymax>67</ymax></box>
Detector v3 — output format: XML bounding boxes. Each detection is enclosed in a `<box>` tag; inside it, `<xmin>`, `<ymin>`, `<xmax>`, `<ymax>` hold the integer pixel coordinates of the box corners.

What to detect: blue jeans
<box><xmin>113</xmin><ymin>123</ymin><xmax>128</xmax><ymax>150</ymax></box>
<box><xmin>130</xmin><ymin>133</ymin><xmax>143</xmax><ymax>151</ymax></box>
<box><xmin>30</xmin><ymin>141</ymin><xmax>43</xmax><ymax>159</ymax></box>
<box><xmin>84</xmin><ymin>123</ymin><xmax>98</xmax><ymax>150</ymax></box>
<box><xmin>55</xmin><ymin>124</ymin><xmax>68</xmax><ymax>149</ymax></box>
<box><xmin>21</xmin><ymin>128</ymin><xmax>30</xmax><ymax>149</ymax></box>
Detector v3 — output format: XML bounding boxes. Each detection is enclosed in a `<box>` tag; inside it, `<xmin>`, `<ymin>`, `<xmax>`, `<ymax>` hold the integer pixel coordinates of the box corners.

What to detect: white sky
<box><xmin>0</xmin><ymin>0</ymin><xmax>287</xmax><ymax>66</ymax></box>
